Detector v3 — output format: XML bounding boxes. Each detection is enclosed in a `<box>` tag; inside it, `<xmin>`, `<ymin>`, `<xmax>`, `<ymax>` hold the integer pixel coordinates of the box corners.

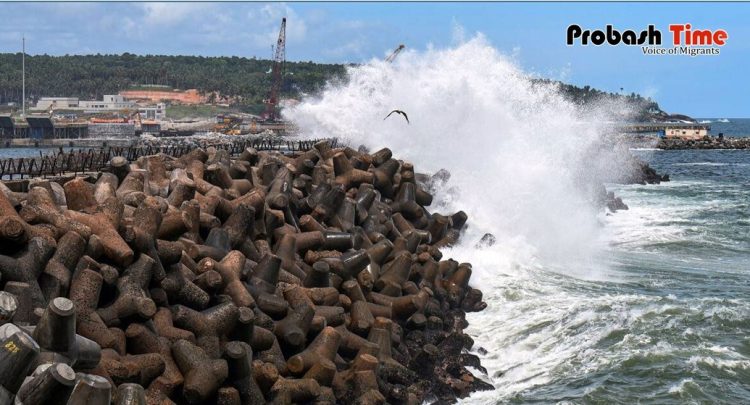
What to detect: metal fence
<box><xmin>0</xmin><ymin>137</ymin><xmax>337</xmax><ymax>180</ymax></box>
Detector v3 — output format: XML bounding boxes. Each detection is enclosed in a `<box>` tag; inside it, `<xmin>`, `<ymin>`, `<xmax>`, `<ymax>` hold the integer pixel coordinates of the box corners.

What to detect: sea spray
<box><xmin>285</xmin><ymin>35</ymin><xmax>641</xmax><ymax>400</ymax></box>
<box><xmin>286</xmin><ymin>35</ymin><xmax>626</xmax><ymax>271</ymax></box>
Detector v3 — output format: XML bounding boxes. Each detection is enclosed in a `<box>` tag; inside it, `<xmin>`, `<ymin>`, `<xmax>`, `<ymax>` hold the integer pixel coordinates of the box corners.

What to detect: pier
<box><xmin>0</xmin><ymin>115</ymin><xmax>297</xmax><ymax>145</ymax></box>
<box><xmin>617</xmin><ymin>122</ymin><xmax>711</xmax><ymax>140</ymax></box>
<box><xmin>0</xmin><ymin>116</ymin><xmax>88</xmax><ymax>143</ymax></box>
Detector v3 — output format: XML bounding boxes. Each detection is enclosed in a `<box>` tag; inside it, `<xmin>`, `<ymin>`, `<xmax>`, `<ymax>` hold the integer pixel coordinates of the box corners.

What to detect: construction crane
<box><xmin>263</xmin><ymin>17</ymin><xmax>286</xmax><ymax>122</ymax></box>
<box><xmin>385</xmin><ymin>44</ymin><xmax>405</xmax><ymax>63</ymax></box>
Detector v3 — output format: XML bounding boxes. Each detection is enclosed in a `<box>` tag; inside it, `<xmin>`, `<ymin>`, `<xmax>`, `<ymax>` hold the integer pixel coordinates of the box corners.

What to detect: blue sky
<box><xmin>0</xmin><ymin>2</ymin><xmax>748</xmax><ymax>117</ymax></box>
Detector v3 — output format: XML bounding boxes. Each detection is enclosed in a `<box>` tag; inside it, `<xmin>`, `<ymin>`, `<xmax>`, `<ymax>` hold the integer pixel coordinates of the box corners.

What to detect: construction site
<box><xmin>0</xmin><ymin>18</ymin><xmax>302</xmax><ymax>146</ymax></box>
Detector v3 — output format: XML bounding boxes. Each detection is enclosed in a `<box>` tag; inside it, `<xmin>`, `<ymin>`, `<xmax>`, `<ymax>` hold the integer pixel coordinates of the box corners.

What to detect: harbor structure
<box><xmin>662</xmin><ymin>124</ymin><xmax>709</xmax><ymax>140</ymax></box>
<box><xmin>620</xmin><ymin>122</ymin><xmax>711</xmax><ymax>140</ymax></box>
<box><xmin>0</xmin><ymin>115</ymin><xmax>88</xmax><ymax>140</ymax></box>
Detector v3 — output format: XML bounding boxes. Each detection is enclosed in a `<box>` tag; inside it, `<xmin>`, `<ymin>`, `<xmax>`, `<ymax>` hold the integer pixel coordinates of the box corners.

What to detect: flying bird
<box><xmin>384</xmin><ymin>109</ymin><xmax>409</xmax><ymax>124</ymax></box>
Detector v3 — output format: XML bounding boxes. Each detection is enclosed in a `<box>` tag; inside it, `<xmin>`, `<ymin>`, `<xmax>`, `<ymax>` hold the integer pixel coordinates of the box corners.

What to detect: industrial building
<box><xmin>32</xmin><ymin>95</ymin><xmax>136</xmax><ymax>112</ymax></box>
<box><xmin>138</xmin><ymin>103</ymin><xmax>166</xmax><ymax>120</ymax></box>
<box><xmin>33</xmin><ymin>97</ymin><xmax>80</xmax><ymax>111</ymax></box>
<box><xmin>31</xmin><ymin>95</ymin><xmax>165</xmax><ymax>120</ymax></box>
<box><xmin>79</xmin><ymin>95</ymin><xmax>135</xmax><ymax>112</ymax></box>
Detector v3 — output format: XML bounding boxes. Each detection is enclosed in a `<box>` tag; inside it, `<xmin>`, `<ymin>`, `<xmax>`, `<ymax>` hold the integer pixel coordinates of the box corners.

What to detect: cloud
<box><xmin>0</xmin><ymin>2</ymin><xmax>386</xmax><ymax>61</ymax></box>
<box><xmin>316</xmin><ymin>19</ymin><xmax>388</xmax><ymax>62</ymax></box>
<box><xmin>247</xmin><ymin>3</ymin><xmax>308</xmax><ymax>49</ymax></box>
<box><xmin>0</xmin><ymin>32</ymin><xmax>22</xmax><ymax>43</ymax></box>
<box><xmin>323</xmin><ymin>38</ymin><xmax>366</xmax><ymax>59</ymax></box>
<box><xmin>140</xmin><ymin>3</ymin><xmax>213</xmax><ymax>26</ymax></box>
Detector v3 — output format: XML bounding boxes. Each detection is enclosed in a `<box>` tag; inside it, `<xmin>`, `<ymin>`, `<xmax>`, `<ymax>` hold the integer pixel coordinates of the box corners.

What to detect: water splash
<box><xmin>284</xmin><ymin>35</ymin><xmax>640</xmax><ymax>400</ymax></box>
<box><xmin>286</xmin><ymin>35</ymin><xmax>625</xmax><ymax>271</ymax></box>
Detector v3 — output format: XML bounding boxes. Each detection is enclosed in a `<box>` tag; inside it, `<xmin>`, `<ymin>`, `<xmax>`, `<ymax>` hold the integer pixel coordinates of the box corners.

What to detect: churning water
<box><xmin>286</xmin><ymin>37</ymin><xmax>750</xmax><ymax>404</ymax></box>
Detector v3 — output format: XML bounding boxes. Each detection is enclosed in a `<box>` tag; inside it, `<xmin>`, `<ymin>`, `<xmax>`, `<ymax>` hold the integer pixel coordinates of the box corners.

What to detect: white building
<box><xmin>663</xmin><ymin>125</ymin><xmax>710</xmax><ymax>140</ymax></box>
<box><xmin>139</xmin><ymin>103</ymin><xmax>166</xmax><ymax>120</ymax></box>
<box><xmin>34</xmin><ymin>97</ymin><xmax>79</xmax><ymax>111</ymax></box>
<box><xmin>79</xmin><ymin>95</ymin><xmax>135</xmax><ymax>112</ymax></box>
<box><xmin>33</xmin><ymin>95</ymin><xmax>135</xmax><ymax>112</ymax></box>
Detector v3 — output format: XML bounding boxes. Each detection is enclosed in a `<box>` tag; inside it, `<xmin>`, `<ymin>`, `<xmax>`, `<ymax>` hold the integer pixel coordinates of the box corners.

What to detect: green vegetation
<box><xmin>165</xmin><ymin>104</ymin><xmax>237</xmax><ymax>120</ymax></box>
<box><xmin>530</xmin><ymin>78</ymin><xmax>668</xmax><ymax>121</ymax></box>
<box><xmin>0</xmin><ymin>53</ymin><xmax>673</xmax><ymax>121</ymax></box>
<box><xmin>553</xmin><ymin>81</ymin><xmax>666</xmax><ymax>121</ymax></box>
<box><xmin>0</xmin><ymin>53</ymin><xmax>347</xmax><ymax>106</ymax></box>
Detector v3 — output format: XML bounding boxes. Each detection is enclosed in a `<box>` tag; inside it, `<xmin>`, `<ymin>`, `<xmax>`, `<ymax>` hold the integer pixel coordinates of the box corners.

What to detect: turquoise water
<box><xmin>463</xmin><ymin>149</ymin><xmax>750</xmax><ymax>404</ymax></box>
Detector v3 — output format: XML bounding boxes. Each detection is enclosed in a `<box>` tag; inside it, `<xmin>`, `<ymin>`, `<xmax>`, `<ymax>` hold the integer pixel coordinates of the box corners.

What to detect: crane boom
<box><xmin>263</xmin><ymin>18</ymin><xmax>286</xmax><ymax>121</ymax></box>
<box><xmin>385</xmin><ymin>44</ymin><xmax>405</xmax><ymax>63</ymax></box>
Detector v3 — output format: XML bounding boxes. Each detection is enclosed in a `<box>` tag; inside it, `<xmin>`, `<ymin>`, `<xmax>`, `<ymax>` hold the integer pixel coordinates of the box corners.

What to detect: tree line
<box><xmin>0</xmin><ymin>53</ymin><xmax>665</xmax><ymax>120</ymax></box>
<box><xmin>0</xmin><ymin>53</ymin><xmax>347</xmax><ymax>106</ymax></box>
<box><xmin>535</xmin><ymin>79</ymin><xmax>666</xmax><ymax>121</ymax></box>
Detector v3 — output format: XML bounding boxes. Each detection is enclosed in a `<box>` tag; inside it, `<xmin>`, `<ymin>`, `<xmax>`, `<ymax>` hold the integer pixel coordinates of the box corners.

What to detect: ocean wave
<box><xmin>668</xmin><ymin>378</ymin><xmax>697</xmax><ymax>394</ymax></box>
<box><xmin>672</xmin><ymin>162</ymin><xmax>729</xmax><ymax>166</ymax></box>
<box><xmin>688</xmin><ymin>356</ymin><xmax>750</xmax><ymax>372</ymax></box>
<box><xmin>717</xmin><ymin>118</ymin><xmax>731</xmax><ymax>123</ymax></box>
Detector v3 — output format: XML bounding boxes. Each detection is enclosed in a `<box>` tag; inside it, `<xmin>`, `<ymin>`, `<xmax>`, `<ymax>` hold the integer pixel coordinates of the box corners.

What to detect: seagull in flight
<box><xmin>384</xmin><ymin>109</ymin><xmax>409</xmax><ymax>124</ymax></box>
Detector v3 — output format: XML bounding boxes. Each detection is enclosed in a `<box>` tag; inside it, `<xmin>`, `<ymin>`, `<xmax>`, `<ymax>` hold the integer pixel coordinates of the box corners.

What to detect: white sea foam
<box><xmin>668</xmin><ymin>378</ymin><xmax>696</xmax><ymax>394</ymax></box>
<box><xmin>688</xmin><ymin>356</ymin><xmax>750</xmax><ymax>372</ymax></box>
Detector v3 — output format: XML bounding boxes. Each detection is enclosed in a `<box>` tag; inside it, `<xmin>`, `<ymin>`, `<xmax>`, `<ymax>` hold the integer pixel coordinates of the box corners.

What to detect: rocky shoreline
<box><xmin>657</xmin><ymin>136</ymin><xmax>750</xmax><ymax>150</ymax></box>
<box><xmin>0</xmin><ymin>140</ymin><xmax>491</xmax><ymax>404</ymax></box>
<box><xmin>622</xmin><ymin>134</ymin><xmax>750</xmax><ymax>150</ymax></box>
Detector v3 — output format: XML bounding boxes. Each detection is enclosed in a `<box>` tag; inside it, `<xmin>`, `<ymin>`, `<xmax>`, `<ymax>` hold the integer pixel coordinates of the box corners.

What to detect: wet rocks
<box><xmin>0</xmin><ymin>140</ymin><xmax>489</xmax><ymax>404</ymax></box>
<box><xmin>624</xmin><ymin>158</ymin><xmax>670</xmax><ymax>185</ymax></box>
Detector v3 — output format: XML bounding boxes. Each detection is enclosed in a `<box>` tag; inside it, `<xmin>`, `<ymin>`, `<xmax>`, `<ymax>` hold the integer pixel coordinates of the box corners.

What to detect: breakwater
<box><xmin>657</xmin><ymin>136</ymin><xmax>750</xmax><ymax>149</ymax></box>
<box><xmin>0</xmin><ymin>140</ymin><xmax>490</xmax><ymax>404</ymax></box>
<box><xmin>620</xmin><ymin>134</ymin><xmax>750</xmax><ymax>150</ymax></box>
<box><xmin>0</xmin><ymin>135</ymin><xmax>334</xmax><ymax>181</ymax></box>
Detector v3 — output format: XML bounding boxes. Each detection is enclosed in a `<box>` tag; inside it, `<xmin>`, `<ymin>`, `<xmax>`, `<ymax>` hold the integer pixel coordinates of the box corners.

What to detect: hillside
<box><xmin>0</xmin><ymin>53</ymin><xmax>347</xmax><ymax>107</ymax></box>
<box><xmin>536</xmin><ymin>79</ymin><xmax>690</xmax><ymax>122</ymax></box>
<box><xmin>0</xmin><ymin>53</ymin><xmax>683</xmax><ymax>121</ymax></box>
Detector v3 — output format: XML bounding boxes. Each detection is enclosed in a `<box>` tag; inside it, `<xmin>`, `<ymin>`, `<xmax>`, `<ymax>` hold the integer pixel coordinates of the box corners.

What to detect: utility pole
<box><xmin>22</xmin><ymin>35</ymin><xmax>25</xmax><ymax>117</ymax></box>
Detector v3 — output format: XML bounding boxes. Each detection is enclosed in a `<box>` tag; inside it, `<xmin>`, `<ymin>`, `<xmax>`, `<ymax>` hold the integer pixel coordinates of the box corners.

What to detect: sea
<box><xmin>698</xmin><ymin>118</ymin><xmax>750</xmax><ymax>137</ymax></box>
<box><xmin>462</xmin><ymin>148</ymin><xmax>750</xmax><ymax>404</ymax></box>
